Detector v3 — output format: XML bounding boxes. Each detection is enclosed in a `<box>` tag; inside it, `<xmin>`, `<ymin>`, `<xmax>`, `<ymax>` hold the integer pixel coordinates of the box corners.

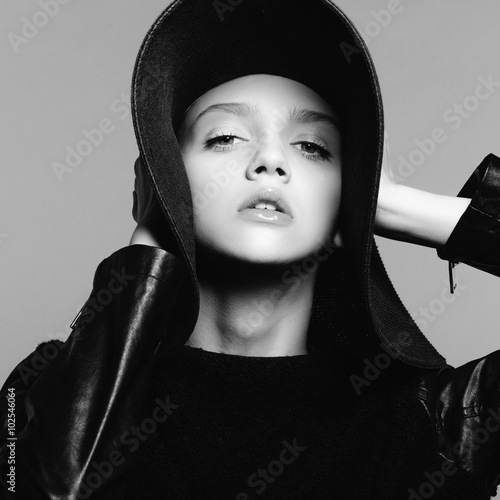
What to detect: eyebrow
<box><xmin>286</xmin><ymin>107</ymin><xmax>340</xmax><ymax>131</ymax></box>
<box><xmin>193</xmin><ymin>102</ymin><xmax>340</xmax><ymax>130</ymax></box>
<box><xmin>193</xmin><ymin>102</ymin><xmax>259</xmax><ymax>124</ymax></box>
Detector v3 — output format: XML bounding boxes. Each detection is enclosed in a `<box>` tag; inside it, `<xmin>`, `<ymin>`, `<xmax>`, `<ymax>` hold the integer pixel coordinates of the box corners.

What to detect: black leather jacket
<box><xmin>1</xmin><ymin>155</ymin><xmax>500</xmax><ymax>499</ymax></box>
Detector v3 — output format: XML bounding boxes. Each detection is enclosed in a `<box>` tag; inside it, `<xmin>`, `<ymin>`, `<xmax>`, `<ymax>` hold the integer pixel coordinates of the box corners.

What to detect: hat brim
<box><xmin>131</xmin><ymin>0</ymin><xmax>447</xmax><ymax>369</ymax></box>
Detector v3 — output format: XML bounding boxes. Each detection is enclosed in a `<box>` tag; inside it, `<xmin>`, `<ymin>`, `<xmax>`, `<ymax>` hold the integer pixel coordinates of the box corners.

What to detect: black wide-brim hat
<box><xmin>131</xmin><ymin>0</ymin><xmax>446</xmax><ymax>369</ymax></box>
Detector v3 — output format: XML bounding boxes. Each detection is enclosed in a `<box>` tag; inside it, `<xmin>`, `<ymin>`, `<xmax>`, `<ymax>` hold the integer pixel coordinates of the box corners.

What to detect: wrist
<box><xmin>129</xmin><ymin>225</ymin><xmax>162</xmax><ymax>248</ymax></box>
<box><xmin>376</xmin><ymin>184</ymin><xmax>471</xmax><ymax>248</ymax></box>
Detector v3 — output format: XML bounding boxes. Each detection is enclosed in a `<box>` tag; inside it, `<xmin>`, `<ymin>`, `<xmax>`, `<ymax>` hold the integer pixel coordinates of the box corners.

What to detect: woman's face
<box><xmin>179</xmin><ymin>74</ymin><xmax>342</xmax><ymax>265</ymax></box>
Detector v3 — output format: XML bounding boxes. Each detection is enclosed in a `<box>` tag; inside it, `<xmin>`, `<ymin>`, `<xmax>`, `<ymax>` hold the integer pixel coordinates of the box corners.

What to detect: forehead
<box><xmin>183</xmin><ymin>74</ymin><xmax>340</xmax><ymax>126</ymax></box>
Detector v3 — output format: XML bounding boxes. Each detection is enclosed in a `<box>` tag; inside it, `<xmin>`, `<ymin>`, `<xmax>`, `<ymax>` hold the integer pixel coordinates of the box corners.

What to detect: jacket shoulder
<box><xmin>0</xmin><ymin>245</ymin><xmax>195</xmax><ymax>498</ymax></box>
<box><xmin>1</xmin><ymin>340</ymin><xmax>65</xmax><ymax>393</ymax></box>
<box><xmin>413</xmin><ymin>351</ymin><xmax>500</xmax><ymax>496</ymax></box>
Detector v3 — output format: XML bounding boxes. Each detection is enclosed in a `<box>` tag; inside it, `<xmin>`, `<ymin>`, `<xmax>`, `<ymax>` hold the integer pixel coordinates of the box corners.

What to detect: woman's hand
<box><xmin>129</xmin><ymin>156</ymin><xmax>170</xmax><ymax>249</ymax></box>
<box><xmin>375</xmin><ymin>134</ymin><xmax>471</xmax><ymax>248</ymax></box>
<box><xmin>129</xmin><ymin>193</ymin><xmax>173</xmax><ymax>249</ymax></box>
<box><xmin>129</xmin><ymin>221</ymin><xmax>162</xmax><ymax>247</ymax></box>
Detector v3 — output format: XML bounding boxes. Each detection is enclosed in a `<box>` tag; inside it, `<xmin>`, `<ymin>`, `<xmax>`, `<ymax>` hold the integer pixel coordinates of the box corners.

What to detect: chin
<box><xmin>213</xmin><ymin>242</ymin><xmax>316</xmax><ymax>268</ymax></box>
<box><xmin>195</xmin><ymin>225</ymin><xmax>327</xmax><ymax>267</ymax></box>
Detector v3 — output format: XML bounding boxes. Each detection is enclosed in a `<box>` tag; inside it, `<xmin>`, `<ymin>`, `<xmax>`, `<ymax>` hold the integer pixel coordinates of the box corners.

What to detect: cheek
<box><xmin>184</xmin><ymin>154</ymin><xmax>209</xmax><ymax>196</ymax></box>
<box><xmin>184</xmin><ymin>150</ymin><xmax>246</xmax><ymax>198</ymax></box>
<box><xmin>184</xmin><ymin>156</ymin><xmax>222</xmax><ymax>215</ymax></box>
<box><xmin>301</xmin><ymin>167</ymin><xmax>342</xmax><ymax>231</ymax></box>
<box><xmin>184</xmin><ymin>156</ymin><xmax>240</xmax><ymax>241</ymax></box>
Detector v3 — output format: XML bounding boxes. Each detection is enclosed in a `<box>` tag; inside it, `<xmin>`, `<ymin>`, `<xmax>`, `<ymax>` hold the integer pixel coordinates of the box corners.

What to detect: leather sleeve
<box><xmin>0</xmin><ymin>245</ymin><xmax>194</xmax><ymax>499</ymax></box>
<box><xmin>437</xmin><ymin>153</ymin><xmax>500</xmax><ymax>277</ymax></box>
<box><xmin>415</xmin><ymin>351</ymin><xmax>500</xmax><ymax>497</ymax></box>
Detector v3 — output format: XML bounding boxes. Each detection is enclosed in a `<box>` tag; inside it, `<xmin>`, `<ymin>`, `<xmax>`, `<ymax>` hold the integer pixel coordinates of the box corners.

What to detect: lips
<box><xmin>238</xmin><ymin>188</ymin><xmax>293</xmax><ymax>226</ymax></box>
<box><xmin>239</xmin><ymin>188</ymin><xmax>293</xmax><ymax>218</ymax></box>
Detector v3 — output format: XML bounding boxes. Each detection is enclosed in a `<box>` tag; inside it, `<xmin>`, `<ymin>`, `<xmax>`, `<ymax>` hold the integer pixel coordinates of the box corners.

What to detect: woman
<box><xmin>2</xmin><ymin>0</ymin><xmax>500</xmax><ymax>498</ymax></box>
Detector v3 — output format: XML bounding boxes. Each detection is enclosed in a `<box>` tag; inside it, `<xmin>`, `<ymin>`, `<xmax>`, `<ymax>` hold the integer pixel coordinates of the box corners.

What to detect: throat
<box><xmin>186</xmin><ymin>268</ymin><xmax>317</xmax><ymax>357</ymax></box>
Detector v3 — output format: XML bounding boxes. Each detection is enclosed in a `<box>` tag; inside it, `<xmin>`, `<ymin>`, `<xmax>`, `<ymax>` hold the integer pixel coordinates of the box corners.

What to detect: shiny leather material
<box><xmin>414</xmin><ymin>355</ymin><xmax>500</xmax><ymax>498</ymax></box>
<box><xmin>438</xmin><ymin>153</ymin><xmax>500</xmax><ymax>277</ymax></box>
<box><xmin>2</xmin><ymin>239</ymin><xmax>500</xmax><ymax>498</ymax></box>
<box><xmin>0</xmin><ymin>245</ymin><xmax>195</xmax><ymax>499</ymax></box>
<box><xmin>2</xmin><ymin>155</ymin><xmax>500</xmax><ymax>498</ymax></box>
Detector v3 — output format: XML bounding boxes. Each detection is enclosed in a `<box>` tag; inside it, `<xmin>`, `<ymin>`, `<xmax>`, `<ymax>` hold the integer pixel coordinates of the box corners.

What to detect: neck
<box><xmin>185</xmin><ymin>254</ymin><xmax>317</xmax><ymax>357</ymax></box>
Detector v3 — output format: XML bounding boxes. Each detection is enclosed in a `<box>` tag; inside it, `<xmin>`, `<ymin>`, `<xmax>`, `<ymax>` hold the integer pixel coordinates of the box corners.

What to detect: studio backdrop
<box><xmin>1</xmin><ymin>0</ymin><xmax>500</xmax><ymax>382</ymax></box>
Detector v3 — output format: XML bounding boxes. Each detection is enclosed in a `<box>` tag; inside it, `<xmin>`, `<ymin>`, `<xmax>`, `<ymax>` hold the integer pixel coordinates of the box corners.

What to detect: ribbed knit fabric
<box><xmin>125</xmin><ymin>346</ymin><xmax>487</xmax><ymax>499</ymax></box>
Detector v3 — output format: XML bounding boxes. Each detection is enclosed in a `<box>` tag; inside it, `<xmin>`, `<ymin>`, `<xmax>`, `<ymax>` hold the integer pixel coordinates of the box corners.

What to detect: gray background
<box><xmin>1</xmin><ymin>0</ymin><xmax>500</xmax><ymax>383</ymax></box>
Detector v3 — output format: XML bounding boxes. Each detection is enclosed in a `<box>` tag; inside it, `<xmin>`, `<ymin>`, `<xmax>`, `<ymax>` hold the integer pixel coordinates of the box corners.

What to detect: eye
<box><xmin>291</xmin><ymin>141</ymin><xmax>332</xmax><ymax>161</ymax></box>
<box><xmin>204</xmin><ymin>134</ymin><xmax>247</xmax><ymax>151</ymax></box>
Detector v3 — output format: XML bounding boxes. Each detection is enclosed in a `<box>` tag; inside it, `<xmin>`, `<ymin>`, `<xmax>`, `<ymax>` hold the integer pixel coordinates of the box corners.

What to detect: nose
<box><xmin>245</xmin><ymin>139</ymin><xmax>291</xmax><ymax>183</ymax></box>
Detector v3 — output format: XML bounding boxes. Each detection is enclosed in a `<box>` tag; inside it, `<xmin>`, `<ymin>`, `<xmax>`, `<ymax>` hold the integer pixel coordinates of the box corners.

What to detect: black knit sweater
<box><xmin>126</xmin><ymin>346</ymin><xmax>486</xmax><ymax>499</ymax></box>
